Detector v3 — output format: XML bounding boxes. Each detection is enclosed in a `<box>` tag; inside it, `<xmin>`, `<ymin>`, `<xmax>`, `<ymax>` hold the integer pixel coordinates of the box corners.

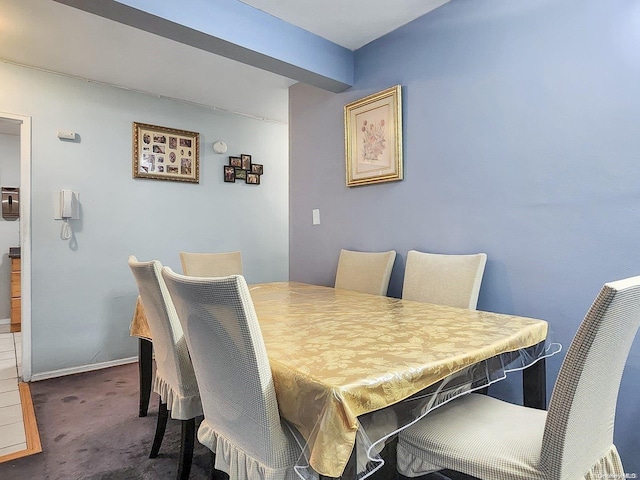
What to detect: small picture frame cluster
<box><xmin>223</xmin><ymin>154</ymin><xmax>263</xmax><ymax>185</ymax></box>
<box><xmin>132</xmin><ymin>122</ymin><xmax>199</xmax><ymax>183</ymax></box>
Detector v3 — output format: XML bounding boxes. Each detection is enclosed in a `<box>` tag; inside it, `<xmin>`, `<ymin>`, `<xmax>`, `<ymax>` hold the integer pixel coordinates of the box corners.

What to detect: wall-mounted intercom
<box><xmin>54</xmin><ymin>189</ymin><xmax>79</xmax><ymax>240</ymax></box>
<box><xmin>54</xmin><ymin>189</ymin><xmax>79</xmax><ymax>220</ymax></box>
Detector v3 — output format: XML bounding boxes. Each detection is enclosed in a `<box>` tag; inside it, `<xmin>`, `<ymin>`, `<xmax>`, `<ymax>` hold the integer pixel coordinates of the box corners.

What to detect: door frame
<box><xmin>0</xmin><ymin>112</ymin><xmax>32</xmax><ymax>381</ymax></box>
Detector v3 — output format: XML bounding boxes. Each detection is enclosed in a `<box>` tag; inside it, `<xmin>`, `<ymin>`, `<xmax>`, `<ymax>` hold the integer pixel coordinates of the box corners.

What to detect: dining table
<box><xmin>130</xmin><ymin>281</ymin><xmax>559</xmax><ymax>479</ymax></box>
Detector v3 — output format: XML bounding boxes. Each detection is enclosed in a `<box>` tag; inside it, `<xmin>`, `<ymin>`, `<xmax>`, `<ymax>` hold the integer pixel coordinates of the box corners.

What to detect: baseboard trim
<box><xmin>30</xmin><ymin>356</ymin><xmax>138</xmax><ymax>382</ymax></box>
<box><xmin>0</xmin><ymin>318</ymin><xmax>10</xmax><ymax>325</ymax></box>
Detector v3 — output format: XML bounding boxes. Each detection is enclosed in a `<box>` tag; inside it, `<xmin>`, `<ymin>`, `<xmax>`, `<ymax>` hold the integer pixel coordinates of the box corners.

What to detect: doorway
<box><xmin>0</xmin><ymin>112</ymin><xmax>32</xmax><ymax>381</ymax></box>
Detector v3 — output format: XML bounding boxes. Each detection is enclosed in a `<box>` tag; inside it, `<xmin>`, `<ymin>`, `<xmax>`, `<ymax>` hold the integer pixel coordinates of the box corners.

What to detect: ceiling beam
<box><xmin>54</xmin><ymin>0</ymin><xmax>354</xmax><ymax>92</ymax></box>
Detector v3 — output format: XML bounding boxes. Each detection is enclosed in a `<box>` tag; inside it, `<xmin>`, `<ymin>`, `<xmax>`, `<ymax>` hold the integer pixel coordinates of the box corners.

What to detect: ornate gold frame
<box><xmin>132</xmin><ymin>122</ymin><xmax>199</xmax><ymax>183</ymax></box>
<box><xmin>344</xmin><ymin>85</ymin><xmax>403</xmax><ymax>186</ymax></box>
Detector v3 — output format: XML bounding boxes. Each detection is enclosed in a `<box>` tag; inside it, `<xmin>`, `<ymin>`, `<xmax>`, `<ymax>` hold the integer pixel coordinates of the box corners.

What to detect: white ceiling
<box><xmin>0</xmin><ymin>0</ymin><xmax>448</xmax><ymax>124</ymax></box>
<box><xmin>240</xmin><ymin>0</ymin><xmax>449</xmax><ymax>50</ymax></box>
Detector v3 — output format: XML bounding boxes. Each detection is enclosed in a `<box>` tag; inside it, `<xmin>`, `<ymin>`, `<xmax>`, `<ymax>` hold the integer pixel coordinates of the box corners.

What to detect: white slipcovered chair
<box><xmin>402</xmin><ymin>251</ymin><xmax>487</xmax><ymax>309</ymax></box>
<box><xmin>334</xmin><ymin>249</ymin><xmax>397</xmax><ymax>296</ymax></box>
<box><xmin>128</xmin><ymin>256</ymin><xmax>202</xmax><ymax>480</ymax></box>
<box><xmin>161</xmin><ymin>268</ymin><xmax>303</xmax><ymax>480</ymax></box>
<box><xmin>179</xmin><ymin>250</ymin><xmax>243</xmax><ymax>277</ymax></box>
<box><xmin>397</xmin><ymin>276</ymin><xmax>640</xmax><ymax>480</ymax></box>
<box><xmin>137</xmin><ymin>250</ymin><xmax>243</xmax><ymax>417</ymax></box>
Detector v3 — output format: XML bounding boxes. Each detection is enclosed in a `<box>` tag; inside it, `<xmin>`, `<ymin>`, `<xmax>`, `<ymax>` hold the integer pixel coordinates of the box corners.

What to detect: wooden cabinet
<box><xmin>10</xmin><ymin>256</ymin><xmax>20</xmax><ymax>332</ymax></box>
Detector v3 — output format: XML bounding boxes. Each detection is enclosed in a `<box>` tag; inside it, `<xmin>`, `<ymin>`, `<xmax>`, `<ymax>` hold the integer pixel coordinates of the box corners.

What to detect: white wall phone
<box><xmin>54</xmin><ymin>189</ymin><xmax>79</xmax><ymax>240</ymax></box>
<box><xmin>54</xmin><ymin>189</ymin><xmax>79</xmax><ymax>219</ymax></box>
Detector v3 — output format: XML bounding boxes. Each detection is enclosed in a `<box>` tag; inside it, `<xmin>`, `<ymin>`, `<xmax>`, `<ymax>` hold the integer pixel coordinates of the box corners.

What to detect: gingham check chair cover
<box><xmin>161</xmin><ymin>268</ymin><xmax>302</xmax><ymax>480</ymax></box>
<box><xmin>402</xmin><ymin>251</ymin><xmax>487</xmax><ymax>309</ymax></box>
<box><xmin>397</xmin><ymin>276</ymin><xmax>640</xmax><ymax>479</ymax></box>
<box><xmin>128</xmin><ymin>256</ymin><xmax>202</xmax><ymax>420</ymax></box>
<box><xmin>334</xmin><ymin>249</ymin><xmax>396</xmax><ymax>296</ymax></box>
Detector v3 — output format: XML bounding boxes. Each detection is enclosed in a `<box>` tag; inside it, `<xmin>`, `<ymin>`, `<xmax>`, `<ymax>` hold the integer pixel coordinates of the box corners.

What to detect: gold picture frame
<box><xmin>132</xmin><ymin>122</ymin><xmax>199</xmax><ymax>183</ymax></box>
<box><xmin>344</xmin><ymin>85</ymin><xmax>403</xmax><ymax>187</ymax></box>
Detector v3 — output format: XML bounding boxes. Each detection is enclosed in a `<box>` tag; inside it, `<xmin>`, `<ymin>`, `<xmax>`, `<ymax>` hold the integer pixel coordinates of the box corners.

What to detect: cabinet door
<box><xmin>11</xmin><ymin>297</ymin><xmax>20</xmax><ymax>324</ymax></box>
<box><xmin>10</xmin><ymin>257</ymin><xmax>21</xmax><ymax>329</ymax></box>
<box><xmin>11</xmin><ymin>272</ymin><xmax>20</xmax><ymax>298</ymax></box>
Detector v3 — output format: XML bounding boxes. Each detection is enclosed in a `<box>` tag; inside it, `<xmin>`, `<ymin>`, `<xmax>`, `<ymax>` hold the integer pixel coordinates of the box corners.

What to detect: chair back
<box><xmin>127</xmin><ymin>256</ymin><xmax>201</xmax><ymax>419</ymax></box>
<box><xmin>334</xmin><ymin>249</ymin><xmax>396</xmax><ymax>296</ymax></box>
<box><xmin>161</xmin><ymin>268</ymin><xmax>295</xmax><ymax>465</ymax></box>
<box><xmin>541</xmin><ymin>276</ymin><xmax>640</xmax><ymax>478</ymax></box>
<box><xmin>179</xmin><ymin>251</ymin><xmax>243</xmax><ymax>277</ymax></box>
<box><xmin>402</xmin><ymin>250</ymin><xmax>487</xmax><ymax>309</ymax></box>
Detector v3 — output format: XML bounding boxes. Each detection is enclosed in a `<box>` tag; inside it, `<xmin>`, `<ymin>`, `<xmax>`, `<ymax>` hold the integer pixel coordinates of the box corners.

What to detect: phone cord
<box><xmin>61</xmin><ymin>219</ymin><xmax>72</xmax><ymax>240</ymax></box>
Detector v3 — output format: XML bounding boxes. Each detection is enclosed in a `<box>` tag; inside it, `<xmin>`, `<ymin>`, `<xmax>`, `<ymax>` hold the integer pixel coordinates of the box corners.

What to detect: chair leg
<box><xmin>138</xmin><ymin>338</ymin><xmax>153</xmax><ymax>417</ymax></box>
<box><xmin>177</xmin><ymin>418</ymin><xmax>195</xmax><ymax>480</ymax></box>
<box><xmin>210</xmin><ymin>449</ymin><xmax>229</xmax><ymax>480</ymax></box>
<box><xmin>149</xmin><ymin>397</ymin><xmax>168</xmax><ymax>458</ymax></box>
<box><xmin>209</xmin><ymin>449</ymin><xmax>216</xmax><ymax>480</ymax></box>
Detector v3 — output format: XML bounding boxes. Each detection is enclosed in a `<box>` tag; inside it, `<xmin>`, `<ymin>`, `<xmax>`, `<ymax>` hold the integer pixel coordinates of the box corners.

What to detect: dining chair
<box><xmin>334</xmin><ymin>249</ymin><xmax>397</xmax><ymax>296</ymax></box>
<box><xmin>128</xmin><ymin>256</ymin><xmax>202</xmax><ymax>480</ymax></box>
<box><xmin>402</xmin><ymin>250</ymin><xmax>487</xmax><ymax>309</ymax></box>
<box><xmin>161</xmin><ymin>268</ymin><xmax>303</xmax><ymax>480</ymax></box>
<box><xmin>179</xmin><ymin>250</ymin><xmax>243</xmax><ymax>277</ymax></box>
<box><xmin>137</xmin><ymin>250</ymin><xmax>243</xmax><ymax>418</ymax></box>
<box><xmin>396</xmin><ymin>275</ymin><xmax>640</xmax><ymax>480</ymax></box>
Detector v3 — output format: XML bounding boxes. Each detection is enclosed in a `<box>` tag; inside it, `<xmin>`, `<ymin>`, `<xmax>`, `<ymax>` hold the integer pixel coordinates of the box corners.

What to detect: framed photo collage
<box><xmin>223</xmin><ymin>154</ymin><xmax>263</xmax><ymax>185</ymax></box>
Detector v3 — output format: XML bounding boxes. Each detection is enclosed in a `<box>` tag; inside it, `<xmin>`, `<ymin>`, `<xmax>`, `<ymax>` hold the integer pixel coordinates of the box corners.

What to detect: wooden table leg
<box><xmin>523</xmin><ymin>355</ymin><xmax>546</xmax><ymax>410</ymax></box>
<box><xmin>138</xmin><ymin>338</ymin><xmax>153</xmax><ymax>417</ymax></box>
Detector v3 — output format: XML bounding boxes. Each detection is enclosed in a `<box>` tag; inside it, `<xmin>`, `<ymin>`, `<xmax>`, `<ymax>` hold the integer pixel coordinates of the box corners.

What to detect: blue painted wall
<box><xmin>290</xmin><ymin>0</ymin><xmax>640</xmax><ymax>471</ymax></box>
<box><xmin>0</xmin><ymin>61</ymin><xmax>289</xmax><ymax>376</ymax></box>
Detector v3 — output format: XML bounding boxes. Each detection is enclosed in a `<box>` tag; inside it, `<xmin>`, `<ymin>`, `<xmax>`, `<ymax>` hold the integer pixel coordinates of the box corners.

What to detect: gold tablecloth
<box><xmin>130</xmin><ymin>296</ymin><xmax>151</xmax><ymax>340</ymax></box>
<box><xmin>130</xmin><ymin>281</ymin><xmax>548</xmax><ymax>478</ymax></box>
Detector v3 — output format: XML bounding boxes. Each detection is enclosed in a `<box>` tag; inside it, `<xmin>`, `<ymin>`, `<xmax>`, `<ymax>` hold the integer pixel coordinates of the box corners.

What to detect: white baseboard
<box><xmin>0</xmin><ymin>318</ymin><xmax>10</xmax><ymax>325</ymax></box>
<box><xmin>30</xmin><ymin>356</ymin><xmax>139</xmax><ymax>382</ymax></box>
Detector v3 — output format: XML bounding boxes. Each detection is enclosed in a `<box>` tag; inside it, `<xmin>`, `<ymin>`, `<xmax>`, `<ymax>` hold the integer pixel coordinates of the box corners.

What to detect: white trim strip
<box><xmin>30</xmin><ymin>356</ymin><xmax>138</xmax><ymax>382</ymax></box>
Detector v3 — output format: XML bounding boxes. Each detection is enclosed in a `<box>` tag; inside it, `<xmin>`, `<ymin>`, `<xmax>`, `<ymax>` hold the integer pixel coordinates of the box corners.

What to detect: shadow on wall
<box><xmin>477</xmin><ymin>260</ymin><xmax>514</xmax><ymax>314</ymax></box>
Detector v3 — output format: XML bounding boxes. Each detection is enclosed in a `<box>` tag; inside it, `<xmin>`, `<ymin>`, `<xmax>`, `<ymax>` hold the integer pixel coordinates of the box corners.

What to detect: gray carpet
<box><xmin>0</xmin><ymin>363</ymin><xmax>462</xmax><ymax>480</ymax></box>
<box><xmin>0</xmin><ymin>363</ymin><xmax>210</xmax><ymax>480</ymax></box>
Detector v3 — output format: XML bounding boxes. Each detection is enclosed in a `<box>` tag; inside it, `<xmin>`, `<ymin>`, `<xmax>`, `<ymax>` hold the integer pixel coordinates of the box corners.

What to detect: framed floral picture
<box><xmin>344</xmin><ymin>85</ymin><xmax>403</xmax><ymax>186</ymax></box>
<box><xmin>133</xmin><ymin>122</ymin><xmax>199</xmax><ymax>183</ymax></box>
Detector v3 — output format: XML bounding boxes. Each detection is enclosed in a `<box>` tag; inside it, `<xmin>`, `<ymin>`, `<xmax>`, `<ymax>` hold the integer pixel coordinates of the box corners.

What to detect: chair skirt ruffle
<box><xmin>397</xmin><ymin>443</ymin><xmax>625</xmax><ymax>480</ymax></box>
<box><xmin>198</xmin><ymin>420</ymin><xmax>301</xmax><ymax>480</ymax></box>
<box><xmin>153</xmin><ymin>374</ymin><xmax>202</xmax><ymax>420</ymax></box>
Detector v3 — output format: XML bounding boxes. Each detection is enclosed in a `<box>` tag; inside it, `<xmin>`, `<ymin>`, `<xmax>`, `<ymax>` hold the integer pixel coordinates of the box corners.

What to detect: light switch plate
<box><xmin>312</xmin><ymin>209</ymin><xmax>320</xmax><ymax>225</ymax></box>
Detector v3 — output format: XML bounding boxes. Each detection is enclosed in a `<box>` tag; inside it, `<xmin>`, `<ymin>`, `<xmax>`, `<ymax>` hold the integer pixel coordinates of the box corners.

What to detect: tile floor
<box><xmin>0</xmin><ymin>327</ymin><xmax>24</xmax><ymax>457</ymax></box>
